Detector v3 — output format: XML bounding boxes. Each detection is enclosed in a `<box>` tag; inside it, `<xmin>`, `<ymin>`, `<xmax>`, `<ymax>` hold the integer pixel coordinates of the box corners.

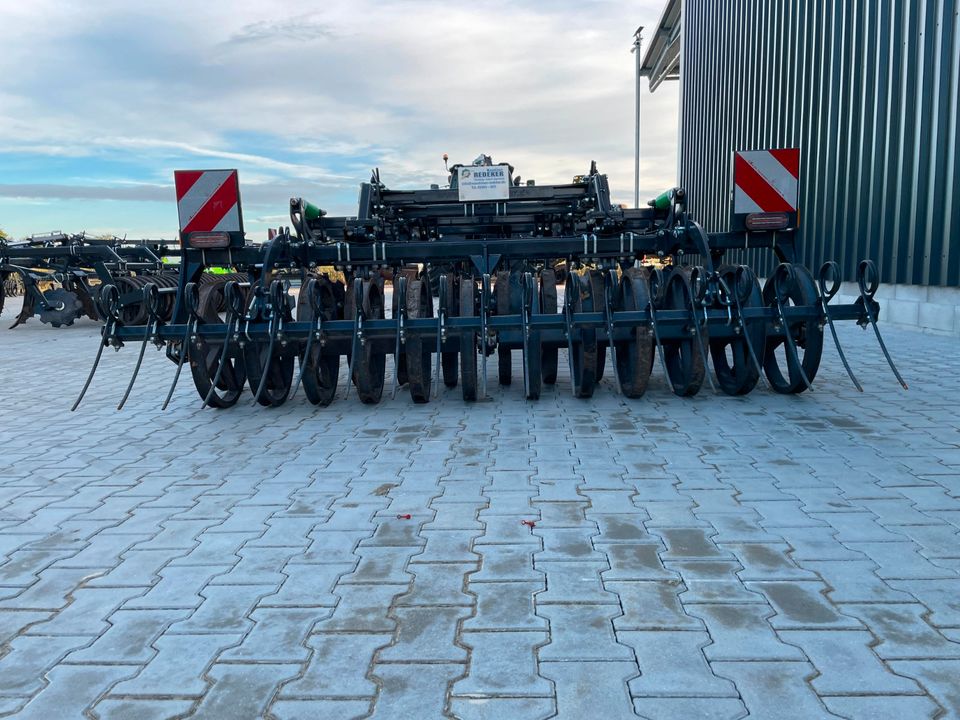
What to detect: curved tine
<box><xmin>520</xmin><ymin>272</ymin><xmax>533</xmax><ymax>398</ymax></box>
<box><xmin>715</xmin><ymin>273</ymin><xmax>735</xmax><ymax>326</ymax></box>
<box><xmin>604</xmin><ymin>269</ymin><xmax>622</xmax><ymax>395</ymax></box>
<box><xmin>646</xmin><ymin>269</ymin><xmax>674</xmax><ymax>395</ymax></box>
<box><xmin>818</xmin><ymin>261</ymin><xmax>841</xmax><ymax>302</ymax></box>
<box><xmin>117</xmin><ymin>282</ymin><xmax>160</xmax><ymax>411</ymax></box>
<box><xmin>71</xmin><ymin>284</ymin><xmax>121</xmax><ymax>412</ymax></box>
<box><xmin>252</xmin><ymin>280</ymin><xmax>283</xmax><ymax>404</ymax></box>
<box><xmin>391</xmin><ymin>275</ymin><xmax>406</xmax><ymax>399</ymax></box>
<box><xmin>161</xmin><ymin>282</ymin><xmax>201</xmax><ymax>410</ymax></box>
<box><xmin>563</xmin><ymin>272</ymin><xmax>580</xmax><ymax>397</ymax></box>
<box><xmin>857</xmin><ymin>259</ymin><xmax>908</xmax><ymax>389</ymax></box>
<box><xmin>857</xmin><ymin>259</ymin><xmax>880</xmax><ymax>299</ymax></box>
<box><xmin>345</xmin><ymin>277</ymin><xmax>365</xmax><ymax>401</ymax></box>
<box><xmin>814</xmin><ymin>262</ymin><xmax>863</xmax><ymax>392</ymax></box>
<box><xmin>434</xmin><ymin>274</ymin><xmax>446</xmax><ymax>399</ymax></box>
<box><xmin>290</xmin><ymin>278</ymin><xmax>321</xmax><ymax>402</ymax></box>
<box><xmin>684</xmin><ymin>270</ymin><xmax>717</xmax><ymax>393</ymax></box>
<box><xmin>731</xmin><ymin>266</ymin><xmax>770</xmax><ymax>390</ymax></box>
<box><xmin>202</xmin><ymin>282</ymin><xmax>243</xmax><ymax>409</ymax></box>
<box><xmin>772</xmin><ymin>263</ymin><xmax>814</xmax><ymax>391</ymax></box>
<box><xmin>480</xmin><ymin>273</ymin><xmax>491</xmax><ymax>400</ymax></box>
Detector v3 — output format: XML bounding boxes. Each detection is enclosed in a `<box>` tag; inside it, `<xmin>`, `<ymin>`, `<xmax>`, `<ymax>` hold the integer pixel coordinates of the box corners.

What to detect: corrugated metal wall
<box><xmin>679</xmin><ymin>0</ymin><xmax>959</xmax><ymax>287</ymax></box>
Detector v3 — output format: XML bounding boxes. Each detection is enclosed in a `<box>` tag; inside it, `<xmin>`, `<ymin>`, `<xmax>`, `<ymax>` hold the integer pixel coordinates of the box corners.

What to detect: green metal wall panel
<box><xmin>677</xmin><ymin>0</ymin><xmax>959</xmax><ymax>286</ymax></box>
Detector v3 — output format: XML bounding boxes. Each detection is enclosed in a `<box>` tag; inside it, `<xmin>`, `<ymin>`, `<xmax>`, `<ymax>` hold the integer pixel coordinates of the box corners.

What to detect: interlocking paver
<box><xmin>452</xmin><ymin>631</ymin><xmax>551</xmax><ymax>697</ymax></box>
<box><xmin>622</xmin><ymin>630</ymin><xmax>739</xmax><ymax>697</ymax></box>
<box><xmin>842</xmin><ymin>604</ymin><xmax>960</xmax><ymax>659</ymax></box>
<box><xmin>539</xmin><ymin>661</ymin><xmax>638</xmax><ymax>720</ymax></box>
<box><xmin>711</xmin><ymin>661</ymin><xmax>840</xmax><ymax>718</ymax></box>
<box><xmin>536</xmin><ymin>604</ymin><xmax>633</xmax><ymax>661</ymax></box>
<box><xmin>2</xmin><ymin>306</ymin><xmax>959</xmax><ymax>717</ymax></box>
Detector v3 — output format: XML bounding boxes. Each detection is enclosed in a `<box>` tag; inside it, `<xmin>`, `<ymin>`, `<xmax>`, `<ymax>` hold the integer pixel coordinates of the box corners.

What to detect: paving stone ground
<box><xmin>0</xmin><ymin>295</ymin><xmax>958</xmax><ymax>719</ymax></box>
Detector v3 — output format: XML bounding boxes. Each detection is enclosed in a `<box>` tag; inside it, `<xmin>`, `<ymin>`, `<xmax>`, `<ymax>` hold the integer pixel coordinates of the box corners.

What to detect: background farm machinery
<box><xmin>73</xmin><ymin>158</ymin><xmax>905</xmax><ymax>411</ymax></box>
<box><xmin>0</xmin><ymin>233</ymin><xmax>243</xmax><ymax>329</ymax></box>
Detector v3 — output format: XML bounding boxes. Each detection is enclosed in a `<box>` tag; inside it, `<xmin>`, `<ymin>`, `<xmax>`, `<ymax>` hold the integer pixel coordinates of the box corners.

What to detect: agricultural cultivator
<box><xmin>72</xmin><ymin>155</ymin><xmax>906</xmax><ymax>412</ymax></box>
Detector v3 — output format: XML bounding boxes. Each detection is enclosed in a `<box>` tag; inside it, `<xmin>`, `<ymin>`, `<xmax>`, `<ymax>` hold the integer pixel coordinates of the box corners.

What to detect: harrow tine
<box><xmin>252</xmin><ymin>280</ymin><xmax>285</xmax><ymax>405</ymax></box>
<box><xmin>772</xmin><ymin>264</ymin><xmax>814</xmax><ymax>392</ymax></box>
<box><xmin>202</xmin><ymin>280</ymin><xmax>245</xmax><ymax>410</ymax></box>
<box><xmin>480</xmin><ymin>273</ymin><xmax>490</xmax><ymax>400</ymax></box>
<box><xmin>520</xmin><ymin>272</ymin><xmax>532</xmax><ymax>399</ymax></box>
<box><xmin>727</xmin><ymin>267</ymin><xmax>770</xmax><ymax>390</ymax></box>
<box><xmin>391</xmin><ymin>275</ymin><xmax>406</xmax><ymax>399</ymax></box>
<box><xmin>71</xmin><ymin>283</ymin><xmax>121</xmax><ymax>412</ymax></box>
<box><xmin>118</xmin><ymin>282</ymin><xmax>161</xmax><ymax>411</ymax></box>
<box><xmin>161</xmin><ymin>282</ymin><xmax>201</xmax><ymax>410</ymax></box>
<box><xmin>857</xmin><ymin>259</ymin><xmax>908</xmax><ymax>390</ymax></box>
<box><xmin>346</xmin><ymin>277</ymin><xmax>364</xmax><ymax>400</ymax></box>
<box><xmin>688</xmin><ymin>267</ymin><xmax>717</xmax><ymax>393</ymax></box>
<box><xmin>603</xmin><ymin>269</ymin><xmax>623</xmax><ymax>395</ymax></box>
<box><xmin>290</xmin><ymin>278</ymin><xmax>321</xmax><ymax>402</ymax></box>
<box><xmin>817</xmin><ymin>262</ymin><xmax>863</xmax><ymax>392</ymax></box>
<box><xmin>434</xmin><ymin>274</ymin><xmax>446</xmax><ymax>399</ymax></box>
<box><xmin>563</xmin><ymin>273</ymin><xmax>579</xmax><ymax>397</ymax></box>
<box><xmin>647</xmin><ymin>268</ymin><xmax>675</xmax><ymax>395</ymax></box>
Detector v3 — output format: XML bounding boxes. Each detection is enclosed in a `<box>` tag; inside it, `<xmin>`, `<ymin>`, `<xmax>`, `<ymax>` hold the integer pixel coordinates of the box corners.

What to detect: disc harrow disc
<box><xmin>615</xmin><ymin>267</ymin><xmax>654</xmax><ymax>398</ymax></box>
<box><xmin>297</xmin><ymin>277</ymin><xmax>341</xmax><ymax>406</ymax></box>
<box><xmin>188</xmin><ymin>282</ymin><xmax>247</xmax><ymax>408</ymax></box>
<box><xmin>661</xmin><ymin>268</ymin><xmax>705</xmax><ymax>397</ymax></box>
<box><xmin>539</xmin><ymin>269</ymin><xmax>559</xmax><ymax>385</ymax></box>
<box><xmin>495</xmin><ymin>270</ymin><xmax>513</xmax><ymax>386</ymax></box>
<box><xmin>405</xmin><ymin>278</ymin><xmax>434</xmax><ymax>403</ymax></box>
<box><xmin>762</xmin><ymin>264</ymin><xmax>823</xmax><ymax>394</ymax></box>
<box><xmin>459</xmin><ymin>275</ymin><xmax>478</xmax><ymax>401</ymax></box>
<box><xmin>441</xmin><ymin>273</ymin><xmax>459</xmax><ymax>388</ymax></box>
<box><xmin>569</xmin><ymin>272</ymin><xmax>599</xmax><ymax>399</ymax></box>
<box><xmin>710</xmin><ymin>265</ymin><xmax>764</xmax><ymax>395</ymax></box>
<box><xmin>346</xmin><ymin>278</ymin><xmax>387</xmax><ymax>404</ymax></box>
<box><xmin>587</xmin><ymin>269</ymin><xmax>607</xmax><ymax>381</ymax></box>
<box><xmin>38</xmin><ymin>288</ymin><xmax>84</xmax><ymax>327</ymax></box>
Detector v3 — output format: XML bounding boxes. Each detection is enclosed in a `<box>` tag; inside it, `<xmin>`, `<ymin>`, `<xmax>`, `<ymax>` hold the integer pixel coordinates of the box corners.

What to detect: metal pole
<box><xmin>632</xmin><ymin>27</ymin><xmax>644</xmax><ymax>209</ymax></box>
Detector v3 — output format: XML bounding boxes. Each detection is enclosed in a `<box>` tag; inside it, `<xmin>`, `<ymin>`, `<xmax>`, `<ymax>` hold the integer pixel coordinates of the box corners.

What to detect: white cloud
<box><xmin>0</xmin><ymin>0</ymin><xmax>679</xmax><ymax>232</ymax></box>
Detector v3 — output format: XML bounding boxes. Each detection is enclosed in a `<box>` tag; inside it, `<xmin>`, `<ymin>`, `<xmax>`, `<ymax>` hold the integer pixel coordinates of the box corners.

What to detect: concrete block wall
<box><xmin>829</xmin><ymin>283</ymin><xmax>960</xmax><ymax>337</ymax></box>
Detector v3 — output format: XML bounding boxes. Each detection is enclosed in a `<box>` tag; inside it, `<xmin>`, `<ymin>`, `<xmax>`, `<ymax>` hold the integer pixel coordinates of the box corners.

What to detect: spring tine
<box><xmin>773</xmin><ymin>264</ymin><xmax>814</xmax><ymax>391</ymax></box>
<box><xmin>118</xmin><ymin>283</ymin><xmax>161</xmax><ymax>411</ymax></box>
<box><xmin>480</xmin><ymin>273</ymin><xmax>490</xmax><ymax>400</ymax></box>
<box><xmin>520</xmin><ymin>272</ymin><xmax>531</xmax><ymax>399</ymax></box>
<box><xmin>290</xmin><ymin>278</ymin><xmax>321</xmax><ymax>402</ymax></box>
<box><xmin>346</xmin><ymin>278</ymin><xmax>364</xmax><ymax>400</ymax></box>
<box><xmin>434</xmin><ymin>275</ymin><xmax>445</xmax><ymax>399</ymax></box>
<box><xmin>817</xmin><ymin>262</ymin><xmax>863</xmax><ymax>392</ymax></box>
<box><xmin>727</xmin><ymin>268</ymin><xmax>770</xmax><ymax>390</ymax></box>
<box><xmin>647</xmin><ymin>270</ymin><xmax>675</xmax><ymax>395</ymax></box>
<box><xmin>71</xmin><ymin>284</ymin><xmax>121</xmax><ymax>412</ymax></box>
<box><xmin>857</xmin><ymin>259</ymin><xmax>908</xmax><ymax>390</ymax></box>
<box><xmin>688</xmin><ymin>268</ymin><xmax>717</xmax><ymax>393</ymax></box>
<box><xmin>391</xmin><ymin>275</ymin><xmax>406</xmax><ymax>399</ymax></box>
<box><xmin>563</xmin><ymin>273</ymin><xmax>578</xmax><ymax>397</ymax></box>
<box><xmin>604</xmin><ymin>269</ymin><xmax>622</xmax><ymax>395</ymax></box>
<box><xmin>252</xmin><ymin>281</ymin><xmax>283</xmax><ymax>405</ymax></box>
<box><xmin>72</xmin><ymin>328</ymin><xmax>110</xmax><ymax>411</ymax></box>
<box><xmin>161</xmin><ymin>282</ymin><xmax>201</xmax><ymax>411</ymax></box>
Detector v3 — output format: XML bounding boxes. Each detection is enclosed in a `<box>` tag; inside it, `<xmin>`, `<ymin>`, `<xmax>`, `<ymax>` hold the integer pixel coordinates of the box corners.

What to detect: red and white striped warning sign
<box><xmin>174</xmin><ymin>170</ymin><xmax>242</xmax><ymax>234</ymax></box>
<box><xmin>733</xmin><ymin>149</ymin><xmax>800</xmax><ymax>214</ymax></box>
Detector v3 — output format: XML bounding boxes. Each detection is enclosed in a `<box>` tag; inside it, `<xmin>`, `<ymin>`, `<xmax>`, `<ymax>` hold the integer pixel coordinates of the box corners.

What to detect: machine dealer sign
<box><xmin>458</xmin><ymin>165</ymin><xmax>511</xmax><ymax>202</ymax></box>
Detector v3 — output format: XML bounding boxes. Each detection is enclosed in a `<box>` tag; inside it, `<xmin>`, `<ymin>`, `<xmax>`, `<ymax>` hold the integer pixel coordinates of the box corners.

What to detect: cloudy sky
<box><xmin>0</xmin><ymin>0</ymin><xmax>678</xmax><ymax>240</ymax></box>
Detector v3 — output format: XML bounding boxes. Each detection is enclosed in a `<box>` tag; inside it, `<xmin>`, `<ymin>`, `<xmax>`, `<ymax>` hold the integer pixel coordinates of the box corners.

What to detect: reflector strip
<box><xmin>175</xmin><ymin>170</ymin><xmax>241</xmax><ymax>234</ymax></box>
<box><xmin>733</xmin><ymin>149</ymin><xmax>799</xmax><ymax>214</ymax></box>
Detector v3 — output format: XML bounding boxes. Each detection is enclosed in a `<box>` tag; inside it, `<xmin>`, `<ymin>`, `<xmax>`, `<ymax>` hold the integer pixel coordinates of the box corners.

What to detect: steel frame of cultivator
<box><xmin>72</xmin><ymin>163</ymin><xmax>906</xmax><ymax>412</ymax></box>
